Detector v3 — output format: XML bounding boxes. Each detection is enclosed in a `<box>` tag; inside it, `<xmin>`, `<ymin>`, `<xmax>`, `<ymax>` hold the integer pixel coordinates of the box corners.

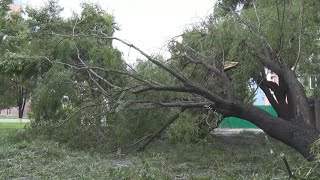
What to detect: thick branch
<box><xmin>122</xmin><ymin>100</ymin><xmax>213</xmax><ymax>110</ymax></box>
<box><xmin>50</xmin><ymin>32</ymin><xmax>196</xmax><ymax>86</ymax></box>
<box><xmin>259</xmin><ymin>78</ymin><xmax>279</xmax><ymax>109</ymax></box>
<box><xmin>293</xmin><ymin>0</ymin><xmax>304</xmax><ymax>72</ymax></box>
<box><xmin>243</xmin><ymin>41</ymin><xmax>281</xmax><ymax>74</ymax></box>
<box><xmin>130</xmin><ymin>84</ymin><xmax>193</xmax><ymax>94</ymax></box>
<box><xmin>258</xmin><ymin>72</ymin><xmax>291</xmax><ymax>119</ymax></box>
<box><xmin>281</xmin><ymin>68</ymin><xmax>313</xmax><ymax>124</ymax></box>
<box><xmin>229</xmin><ymin>103</ymin><xmax>318</xmax><ymax>159</ymax></box>
<box><xmin>49</xmin><ymin>32</ymin><xmax>235</xmax><ymax>108</ymax></box>
<box><xmin>182</xmin><ymin>54</ymin><xmax>235</xmax><ymax>100</ymax></box>
<box><xmin>94</xmin><ymin>32</ymin><xmax>195</xmax><ymax>86</ymax></box>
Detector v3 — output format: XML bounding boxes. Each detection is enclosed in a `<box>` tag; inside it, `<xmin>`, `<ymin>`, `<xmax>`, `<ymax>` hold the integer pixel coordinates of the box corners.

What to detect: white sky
<box><xmin>22</xmin><ymin>0</ymin><xmax>217</xmax><ymax>64</ymax></box>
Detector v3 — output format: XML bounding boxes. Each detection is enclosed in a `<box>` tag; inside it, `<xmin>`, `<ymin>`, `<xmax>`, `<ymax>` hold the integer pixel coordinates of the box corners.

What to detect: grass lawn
<box><xmin>0</xmin><ymin>122</ymin><xmax>27</xmax><ymax>129</ymax></box>
<box><xmin>0</xmin><ymin>129</ymin><xmax>318</xmax><ymax>179</ymax></box>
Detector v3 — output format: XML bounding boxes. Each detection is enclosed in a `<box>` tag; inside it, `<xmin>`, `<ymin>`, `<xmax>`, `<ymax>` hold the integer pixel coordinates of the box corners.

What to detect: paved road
<box><xmin>0</xmin><ymin>119</ymin><xmax>30</xmax><ymax>123</ymax></box>
<box><xmin>212</xmin><ymin>128</ymin><xmax>263</xmax><ymax>135</ymax></box>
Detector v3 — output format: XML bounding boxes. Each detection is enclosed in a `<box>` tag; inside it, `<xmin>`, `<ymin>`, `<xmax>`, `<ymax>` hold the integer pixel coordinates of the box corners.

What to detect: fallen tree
<box><xmin>14</xmin><ymin>0</ymin><xmax>320</xmax><ymax>159</ymax></box>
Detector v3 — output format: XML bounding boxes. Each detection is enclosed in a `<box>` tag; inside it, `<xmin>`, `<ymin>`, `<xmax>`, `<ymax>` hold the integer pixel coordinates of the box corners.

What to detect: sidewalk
<box><xmin>212</xmin><ymin>128</ymin><xmax>263</xmax><ymax>135</ymax></box>
<box><xmin>0</xmin><ymin>119</ymin><xmax>30</xmax><ymax>123</ymax></box>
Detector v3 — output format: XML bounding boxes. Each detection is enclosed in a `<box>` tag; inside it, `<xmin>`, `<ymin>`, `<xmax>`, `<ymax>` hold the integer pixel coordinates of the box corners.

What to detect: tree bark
<box><xmin>315</xmin><ymin>98</ymin><xmax>320</xmax><ymax>132</ymax></box>
<box><xmin>17</xmin><ymin>87</ymin><xmax>27</xmax><ymax>119</ymax></box>
<box><xmin>280</xmin><ymin>68</ymin><xmax>313</xmax><ymax>124</ymax></box>
<box><xmin>233</xmin><ymin>104</ymin><xmax>319</xmax><ymax>159</ymax></box>
<box><xmin>315</xmin><ymin>78</ymin><xmax>320</xmax><ymax>131</ymax></box>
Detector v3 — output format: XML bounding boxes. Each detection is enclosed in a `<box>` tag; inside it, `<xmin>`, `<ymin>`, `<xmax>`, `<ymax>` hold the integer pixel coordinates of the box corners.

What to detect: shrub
<box><xmin>166</xmin><ymin>112</ymin><xmax>200</xmax><ymax>143</ymax></box>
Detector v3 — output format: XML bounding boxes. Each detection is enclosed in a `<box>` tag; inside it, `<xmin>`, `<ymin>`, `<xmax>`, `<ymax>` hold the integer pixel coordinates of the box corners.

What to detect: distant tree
<box><xmin>0</xmin><ymin>75</ymin><xmax>16</xmax><ymax>110</ymax></box>
<box><xmin>0</xmin><ymin>0</ymin><xmax>38</xmax><ymax>118</ymax></box>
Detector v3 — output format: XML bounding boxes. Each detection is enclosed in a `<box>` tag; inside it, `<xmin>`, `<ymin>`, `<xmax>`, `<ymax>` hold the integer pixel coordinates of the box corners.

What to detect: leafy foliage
<box><xmin>26</xmin><ymin>1</ymin><xmax>176</xmax><ymax>151</ymax></box>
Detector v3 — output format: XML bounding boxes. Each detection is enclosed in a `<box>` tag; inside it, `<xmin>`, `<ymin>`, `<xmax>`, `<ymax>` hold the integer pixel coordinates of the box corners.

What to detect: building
<box><xmin>9</xmin><ymin>0</ymin><xmax>22</xmax><ymax>13</ymax></box>
<box><xmin>263</xmin><ymin>70</ymin><xmax>280</xmax><ymax>105</ymax></box>
<box><xmin>253</xmin><ymin>69</ymin><xmax>279</xmax><ymax>106</ymax></box>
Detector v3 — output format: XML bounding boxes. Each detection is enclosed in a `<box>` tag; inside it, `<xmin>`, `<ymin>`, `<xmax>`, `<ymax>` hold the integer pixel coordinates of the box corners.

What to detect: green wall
<box><xmin>219</xmin><ymin>106</ymin><xmax>277</xmax><ymax>128</ymax></box>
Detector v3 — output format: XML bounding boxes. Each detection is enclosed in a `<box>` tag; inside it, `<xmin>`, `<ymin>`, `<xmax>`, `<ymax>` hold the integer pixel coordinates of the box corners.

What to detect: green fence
<box><xmin>219</xmin><ymin>106</ymin><xmax>277</xmax><ymax>128</ymax></box>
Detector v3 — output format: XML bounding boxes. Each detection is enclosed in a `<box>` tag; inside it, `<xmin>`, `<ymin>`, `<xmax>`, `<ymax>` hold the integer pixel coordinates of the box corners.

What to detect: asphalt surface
<box><xmin>0</xmin><ymin>119</ymin><xmax>30</xmax><ymax>123</ymax></box>
<box><xmin>212</xmin><ymin>128</ymin><xmax>263</xmax><ymax>135</ymax></box>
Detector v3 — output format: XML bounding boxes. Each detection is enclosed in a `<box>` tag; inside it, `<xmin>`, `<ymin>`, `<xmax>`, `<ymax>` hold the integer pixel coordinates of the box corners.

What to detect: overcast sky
<box><xmin>22</xmin><ymin>0</ymin><xmax>217</xmax><ymax>64</ymax></box>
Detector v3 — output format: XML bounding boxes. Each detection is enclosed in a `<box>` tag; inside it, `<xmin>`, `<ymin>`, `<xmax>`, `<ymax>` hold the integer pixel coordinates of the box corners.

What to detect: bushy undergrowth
<box><xmin>166</xmin><ymin>112</ymin><xmax>200</xmax><ymax>143</ymax></box>
<box><xmin>30</xmin><ymin>65</ymin><xmax>176</xmax><ymax>152</ymax></box>
<box><xmin>31</xmin><ymin>72</ymin><xmax>209</xmax><ymax>153</ymax></box>
<box><xmin>2</xmin><ymin>128</ymin><xmax>320</xmax><ymax>179</ymax></box>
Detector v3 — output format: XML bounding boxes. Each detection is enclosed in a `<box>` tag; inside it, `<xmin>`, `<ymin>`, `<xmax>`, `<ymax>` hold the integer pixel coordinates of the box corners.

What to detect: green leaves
<box><xmin>78</xmin><ymin>3</ymin><xmax>116</xmax><ymax>35</ymax></box>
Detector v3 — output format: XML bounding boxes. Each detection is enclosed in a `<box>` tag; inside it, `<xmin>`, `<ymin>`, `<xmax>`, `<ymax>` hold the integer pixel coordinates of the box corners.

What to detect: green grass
<box><xmin>0</xmin><ymin>129</ymin><xmax>319</xmax><ymax>179</ymax></box>
<box><xmin>0</xmin><ymin>122</ymin><xmax>27</xmax><ymax>129</ymax></box>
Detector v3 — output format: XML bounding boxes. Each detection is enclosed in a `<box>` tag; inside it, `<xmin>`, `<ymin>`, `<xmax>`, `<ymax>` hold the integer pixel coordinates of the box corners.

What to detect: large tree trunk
<box><xmin>17</xmin><ymin>87</ymin><xmax>27</xmax><ymax>119</ymax></box>
<box><xmin>234</xmin><ymin>104</ymin><xmax>319</xmax><ymax>159</ymax></box>
<box><xmin>213</xmin><ymin>67</ymin><xmax>320</xmax><ymax>159</ymax></box>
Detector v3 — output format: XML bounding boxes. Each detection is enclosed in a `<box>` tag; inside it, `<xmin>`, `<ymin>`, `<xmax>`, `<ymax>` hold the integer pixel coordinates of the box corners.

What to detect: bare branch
<box><xmin>40</xmin><ymin>56</ymin><xmax>82</xmax><ymax>70</ymax></box>
<box><xmin>49</xmin><ymin>32</ymin><xmax>195</xmax><ymax>86</ymax></box>
<box><xmin>72</xmin><ymin>18</ymin><xmax>78</xmax><ymax>36</ymax></box>
<box><xmin>281</xmin><ymin>154</ymin><xmax>296</xmax><ymax>180</ymax></box>
<box><xmin>130</xmin><ymin>84</ymin><xmax>193</xmax><ymax>94</ymax></box>
<box><xmin>182</xmin><ymin>54</ymin><xmax>235</xmax><ymax>100</ymax></box>
<box><xmin>170</xmin><ymin>41</ymin><xmax>236</xmax><ymax>100</ymax></box>
<box><xmin>128</xmin><ymin>82</ymin><xmax>230</xmax><ymax>113</ymax></box>
<box><xmin>46</xmin><ymin>32</ymin><xmax>236</xmax><ymax>117</ymax></box>
<box><xmin>40</xmin><ymin>54</ymin><xmax>159</xmax><ymax>88</ymax></box>
<box><xmin>122</xmin><ymin>100</ymin><xmax>213</xmax><ymax>110</ymax></box>
<box><xmin>293</xmin><ymin>0</ymin><xmax>304</xmax><ymax>73</ymax></box>
<box><xmin>252</xmin><ymin>0</ymin><xmax>261</xmax><ymax>30</ymax></box>
<box><xmin>275</xmin><ymin>0</ymin><xmax>286</xmax><ymax>57</ymax></box>
<box><xmin>243</xmin><ymin>41</ymin><xmax>281</xmax><ymax>74</ymax></box>
<box><xmin>258</xmin><ymin>71</ymin><xmax>280</xmax><ymax>110</ymax></box>
<box><xmin>74</xmin><ymin>44</ymin><xmax>122</xmax><ymax>90</ymax></box>
<box><xmin>231</xmin><ymin>9</ymin><xmax>273</xmax><ymax>54</ymax></box>
<box><xmin>231</xmin><ymin>10</ymin><xmax>284</xmax><ymax>73</ymax></box>
<box><xmin>138</xmin><ymin>108</ymin><xmax>186</xmax><ymax>151</ymax></box>
<box><xmin>96</xmin><ymin>31</ymin><xmax>195</xmax><ymax>85</ymax></box>
<box><xmin>87</xmin><ymin>72</ymin><xmax>109</xmax><ymax>96</ymax></box>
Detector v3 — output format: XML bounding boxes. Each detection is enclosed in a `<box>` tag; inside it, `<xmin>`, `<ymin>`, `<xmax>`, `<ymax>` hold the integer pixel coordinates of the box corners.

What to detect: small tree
<box><xmin>0</xmin><ymin>0</ymin><xmax>38</xmax><ymax>118</ymax></box>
